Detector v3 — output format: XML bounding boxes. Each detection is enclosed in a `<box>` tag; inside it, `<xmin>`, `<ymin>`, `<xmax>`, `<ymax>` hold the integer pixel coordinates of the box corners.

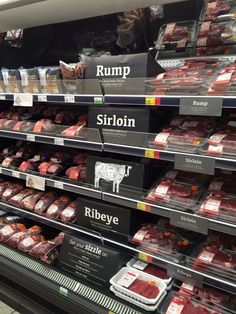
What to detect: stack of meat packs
<box><xmin>0</xmin><ymin>178</ymin><xmax>78</xmax><ymax>224</ymax></box>
<box><xmin>145</xmin><ymin>169</ymin><xmax>208</xmax><ymax>210</ymax></box>
<box><xmin>164</xmin><ymin>281</ymin><xmax>235</xmax><ymax>314</ymax></box>
<box><xmin>189</xmin><ymin>231</ymin><xmax>236</xmax><ymax>281</ymax></box>
<box><xmin>110</xmin><ymin>266</ymin><xmax>167</xmax><ymax>311</ymax></box>
<box><xmin>131</xmin><ymin>218</ymin><xmax>199</xmax><ymax>262</ymax></box>
<box><xmin>149</xmin><ymin>115</ymin><xmax>217</xmax><ymax>153</ymax></box>
<box><xmin>146</xmin><ymin>59</ymin><xmax>220</xmax><ymax>96</ymax></box>
<box><xmin>0</xmin><ymin>106</ymin><xmax>87</xmax><ymax>138</ymax></box>
<box><xmin>199</xmin><ymin>170</ymin><xmax>236</xmax><ymax>222</ymax></box>
<box><xmin>0</xmin><ymin>141</ymin><xmax>87</xmax><ymax>182</ymax></box>
<box><xmin>0</xmin><ymin>214</ymin><xmax>64</xmax><ymax>264</ymax></box>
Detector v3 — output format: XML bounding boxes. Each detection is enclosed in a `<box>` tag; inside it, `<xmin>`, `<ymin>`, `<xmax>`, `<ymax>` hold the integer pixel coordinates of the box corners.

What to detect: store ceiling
<box><xmin>0</xmin><ymin>0</ymin><xmax>186</xmax><ymax>31</ymax></box>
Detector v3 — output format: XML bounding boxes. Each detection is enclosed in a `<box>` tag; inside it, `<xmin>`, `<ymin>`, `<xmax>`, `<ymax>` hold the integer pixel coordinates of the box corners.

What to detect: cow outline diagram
<box><xmin>94</xmin><ymin>162</ymin><xmax>132</xmax><ymax>193</ymax></box>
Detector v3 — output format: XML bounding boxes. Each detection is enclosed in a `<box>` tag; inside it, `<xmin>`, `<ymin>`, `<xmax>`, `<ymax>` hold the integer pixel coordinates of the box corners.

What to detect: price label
<box><xmin>137</xmin><ymin>202</ymin><xmax>151</xmax><ymax>212</ymax></box>
<box><xmin>94</xmin><ymin>96</ymin><xmax>103</xmax><ymax>104</ymax></box>
<box><xmin>26</xmin><ymin>175</ymin><xmax>45</xmax><ymax>191</ymax></box>
<box><xmin>170</xmin><ymin>212</ymin><xmax>208</xmax><ymax>235</ymax></box>
<box><xmin>0</xmin><ymin>95</ymin><xmax>5</xmax><ymax>100</ymax></box>
<box><xmin>145</xmin><ymin>97</ymin><xmax>161</xmax><ymax>106</ymax></box>
<box><xmin>14</xmin><ymin>94</ymin><xmax>33</xmax><ymax>107</ymax></box>
<box><xmin>64</xmin><ymin>95</ymin><xmax>75</xmax><ymax>103</ymax></box>
<box><xmin>54</xmin><ymin>138</ymin><xmax>64</xmax><ymax>146</ymax></box>
<box><xmin>144</xmin><ymin>150</ymin><xmax>160</xmax><ymax>159</ymax></box>
<box><xmin>180</xmin><ymin>97</ymin><xmax>222</xmax><ymax>116</ymax></box>
<box><xmin>175</xmin><ymin>154</ymin><xmax>215</xmax><ymax>175</ymax></box>
<box><xmin>167</xmin><ymin>265</ymin><xmax>203</xmax><ymax>288</ymax></box>
<box><xmin>54</xmin><ymin>181</ymin><xmax>64</xmax><ymax>189</ymax></box>
<box><xmin>37</xmin><ymin>95</ymin><xmax>47</xmax><ymax>102</ymax></box>
<box><xmin>26</xmin><ymin>134</ymin><xmax>35</xmax><ymax>141</ymax></box>
<box><xmin>11</xmin><ymin>171</ymin><xmax>20</xmax><ymax>179</ymax></box>
<box><xmin>59</xmin><ymin>287</ymin><xmax>68</xmax><ymax>297</ymax></box>
<box><xmin>138</xmin><ymin>252</ymin><xmax>152</xmax><ymax>263</ymax></box>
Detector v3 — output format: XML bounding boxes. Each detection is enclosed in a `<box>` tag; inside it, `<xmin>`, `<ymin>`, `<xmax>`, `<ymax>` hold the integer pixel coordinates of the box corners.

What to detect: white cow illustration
<box><xmin>94</xmin><ymin>162</ymin><xmax>132</xmax><ymax>193</ymax></box>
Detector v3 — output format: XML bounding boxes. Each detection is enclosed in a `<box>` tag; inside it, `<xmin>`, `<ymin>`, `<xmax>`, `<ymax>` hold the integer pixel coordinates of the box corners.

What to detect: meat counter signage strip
<box><xmin>170</xmin><ymin>212</ymin><xmax>208</xmax><ymax>235</ymax></box>
<box><xmin>175</xmin><ymin>155</ymin><xmax>215</xmax><ymax>175</ymax></box>
<box><xmin>167</xmin><ymin>264</ymin><xmax>203</xmax><ymax>288</ymax></box>
<box><xmin>179</xmin><ymin>97</ymin><xmax>223</xmax><ymax>116</ymax></box>
<box><xmin>57</xmin><ymin>234</ymin><xmax>121</xmax><ymax>288</ymax></box>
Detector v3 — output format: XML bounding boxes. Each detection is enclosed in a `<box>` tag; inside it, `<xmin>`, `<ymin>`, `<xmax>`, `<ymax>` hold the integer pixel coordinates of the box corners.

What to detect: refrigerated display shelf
<box><xmin>0</xmin><ymin>201</ymin><xmax>235</xmax><ymax>294</ymax></box>
<box><xmin>0</xmin><ymin>129</ymin><xmax>103</xmax><ymax>151</ymax></box>
<box><xmin>103</xmin><ymin>143</ymin><xmax>236</xmax><ymax>173</ymax></box>
<box><xmin>0</xmin><ymin>165</ymin><xmax>235</xmax><ymax>236</ymax></box>
<box><xmin>104</xmin><ymin>94</ymin><xmax>236</xmax><ymax>108</ymax></box>
<box><xmin>0</xmin><ymin>166</ymin><xmax>102</xmax><ymax>200</ymax></box>
<box><xmin>0</xmin><ymin>93</ymin><xmax>104</xmax><ymax>105</ymax></box>
<box><xmin>0</xmin><ymin>244</ymin><xmax>144</xmax><ymax>314</ymax></box>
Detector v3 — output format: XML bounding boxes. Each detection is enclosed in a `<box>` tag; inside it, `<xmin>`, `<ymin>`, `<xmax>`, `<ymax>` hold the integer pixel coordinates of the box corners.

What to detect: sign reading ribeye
<box><xmin>84</xmin><ymin>53</ymin><xmax>164</xmax><ymax>95</ymax></box>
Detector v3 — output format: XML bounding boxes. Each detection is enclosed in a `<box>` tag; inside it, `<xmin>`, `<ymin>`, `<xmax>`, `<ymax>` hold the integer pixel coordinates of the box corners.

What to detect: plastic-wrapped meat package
<box><xmin>0</xmin><ymin>181</ymin><xmax>9</xmax><ymax>197</ymax></box>
<box><xmin>199</xmin><ymin>194</ymin><xmax>236</xmax><ymax>221</ymax></box>
<box><xmin>131</xmin><ymin>224</ymin><xmax>190</xmax><ymax>255</ymax></box>
<box><xmin>127</xmin><ymin>278</ymin><xmax>159</xmax><ymax>299</ymax></box>
<box><xmin>9</xmin><ymin>188</ymin><xmax>34</xmax><ymax>206</ymax></box>
<box><xmin>2</xmin><ymin>156</ymin><xmax>21</xmax><ymax>168</ymax></box>
<box><xmin>208</xmin><ymin>63</ymin><xmax>236</xmax><ymax>95</ymax></box>
<box><xmin>53</xmin><ymin>232</ymin><xmax>65</xmax><ymax>245</ymax></box>
<box><xmin>54</xmin><ymin>112</ymin><xmax>76</xmax><ymax>125</ymax></box>
<box><xmin>65</xmin><ymin>166</ymin><xmax>87</xmax><ymax>181</ymax></box>
<box><xmin>203</xmin><ymin>120</ymin><xmax>236</xmax><ymax>156</ymax></box>
<box><xmin>15</xmin><ymin>146</ymin><xmax>35</xmax><ymax>159</ymax></box>
<box><xmin>61</xmin><ymin>115</ymin><xmax>87</xmax><ymax>138</ymax></box>
<box><xmin>2</xmin><ymin>119</ymin><xmax>17</xmax><ymax>130</ymax></box>
<box><xmin>42</xmin><ymin>107</ymin><xmax>58</xmax><ymax>119</ymax></box>
<box><xmin>34</xmin><ymin>192</ymin><xmax>58</xmax><ymax>215</ymax></box>
<box><xmin>29</xmin><ymin>240</ymin><xmax>56</xmax><ymax>259</ymax></box>
<box><xmin>146</xmin><ymin>180</ymin><xmax>201</xmax><ymax>209</ymax></box>
<box><xmin>163</xmin><ymin>170</ymin><xmax>209</xmax><ymax>188</ymax></box>
<box><xmin>130</xmin><ymin>259</ymin><xmax>170</xmax><ymax>281</ymax></box>
<box><xmin>60</xmin><ymin>201</ymin><xmax>77</xmax><ymax>223</ymax></box>
<box><xmin>17</xmin><ymin>234</ymin><xmax>45</xmax><ymax>253</ymax></box>
<box><xmin>45</xmin><ymin>195</ymin><xmax>70</xmax><ymax>219</ymax></box>
<box><xmin>50</xmin><ymin>152</ymin><xmax>71</xmax><ymax>164</ymax></box>
<box><xmin>30</xmin><ymin>152</ymin><xmax>51</xmax><ymax>163</ymax></box>
<box><xmin>145</xmin><ymin>59</ymin><xmax>220</xmax><ymax>96</ymax></box>
<box><xmin>38</xmin><ymin>162</ymin><xmax>63</xmax><ymax>175</ymax></box>
<box><xmin>13</xmin><ymin>121</ymin><xmax>34</xmax><ymax>132</ymax></box>
<box><xmin>1</xmin><ymin>182</ymin><xmax>23</xmax><ymax>201</ymax></box>
<box><xmin>156</xmin><ymin>21</ymin><xmax>196</xmax><ymax>51</ymax></box>
<box><xmin>0</xmin><ymin>223</ymin><xmax>26</xmax><ymax>242</ymax></box>
<box><xmin>5</xmin><ymin>225</ymin><xmax>42</xmax><ymax>248</ymax></box>
<box><xmin>18</xmin><ymin>161</ymin><xmax>37</xmax><ymax>172</ymax></box>
<box><xmin>73</xmin><ymin>153</ymin><xmax>87</xmax><ymax>165</ymax></box>
<box><xmin>33</xmin><ymin>119</ymin><xmax>56</xmax><ymax>133</ymax></box>
<box><xmin>20</xmin><ymin>191</ymin><xmax>44</xmax><ymax>211</ymax></box>
<box><xmin>202</xmin><ymin>0</ymin><xmax>232</xmax><ymax>21</ymax></box>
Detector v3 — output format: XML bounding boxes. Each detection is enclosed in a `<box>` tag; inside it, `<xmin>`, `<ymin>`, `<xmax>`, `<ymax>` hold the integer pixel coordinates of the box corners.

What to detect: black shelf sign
<box><xmin>175</xmin><ymin>154</ymin><xmax>215</xmax><ymax>175</ymax></box>
<box><xmin>170</xmin><ymin>212</ymin><xmax>208</xmax><ymax>235</ymax></box>
<box><xmin>179</xmin><ymin>97</ymin><xmax>223</xmax><ymax>117</ymax></box>
<box><xmin>167</xmin><ymin>264</ymin><xmax>203</xmax><ymax>288</ymax></box>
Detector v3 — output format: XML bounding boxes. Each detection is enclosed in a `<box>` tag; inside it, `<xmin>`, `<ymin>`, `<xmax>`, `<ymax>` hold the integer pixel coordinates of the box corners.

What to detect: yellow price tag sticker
<box><xmin>138</xmin><ymin>252</ymin><xmax>152</xmax><ymax>263</ymax></box>
<box><xmin>145</xmin><ymin>150</ymin><xmax>154</xmax><ymax>158</ymax></box>
<box><xmin>145</xmin><ymin>97</ymin><xmax>156</xmax><ymax>105</ymax></box>
<box><xmin>137</xmin><ymin>202</ymin><xmax>147</xmax><ymax>211</ymax></box>
<box><xmin>108</xmin><ymin>312</ymin><xmax>115</xmax><ymax>314</ymax></box>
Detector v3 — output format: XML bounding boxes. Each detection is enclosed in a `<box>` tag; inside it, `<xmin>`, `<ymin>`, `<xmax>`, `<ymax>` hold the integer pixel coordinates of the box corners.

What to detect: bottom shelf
<box><xmin>0</xmin><ymin>244</ymin><xmax>151</xmax><ymax>314</ymax></box>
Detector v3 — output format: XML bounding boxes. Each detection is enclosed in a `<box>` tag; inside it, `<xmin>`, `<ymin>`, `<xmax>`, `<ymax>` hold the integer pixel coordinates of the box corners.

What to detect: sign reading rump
<box><xmin>84</xmin><ymin>53</ymin><xmax>163</xmax><ymax>95</ymax></box>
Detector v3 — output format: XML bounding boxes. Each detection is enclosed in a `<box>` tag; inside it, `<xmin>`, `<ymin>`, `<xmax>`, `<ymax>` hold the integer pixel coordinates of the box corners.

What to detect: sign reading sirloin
<box><xmin>170</xmin><ymin>212</ymin><xmax>208</xmax><ymax>235</ymax></box>
<box><xmin>179</xmin><ymin>97</ymin><xmax>223</xmax><ymax>116</ymax></box>
<box><xmin>175</xmin><ymin>154</ymin><xmax>215</xmax><ymax>175</ymax></box>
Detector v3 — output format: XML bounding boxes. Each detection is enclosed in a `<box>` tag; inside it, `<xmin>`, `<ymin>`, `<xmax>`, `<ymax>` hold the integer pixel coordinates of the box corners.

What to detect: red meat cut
<box><xmin>9</xmin><ymin>188</ymin><xmax>34</xmax><ymax>206</ymax></box>
<box><xmin>6</xmin><ymin>225</ymin><xmax>42</xmax><ymax>248</ymax></box>
<box><xmin>20</xmin><ymin>191</ymin><xmax>44</xmax><ymax>211</ymax></box>
<box><xmin>60</xmin><ymin>201</ymin><xmax>77</xmax><ymax>223</ymax></box>
<box><xmin>1</xmin><ymin>183</ymin><xmax>23</xmax><ymax>201</ymax></box>
<box><xmin>65</xmin><ymin>166</ymin><xmax>87</xmax><ymax>181</ymax></box>
<box><xmin>17</xmin><ymin>235</ymin><xmax>45</xmax><ymax>252</ymax></box>
<box><xmin>0</xmin><ymin>223</ymin><xmax>26</xmax><ymax>242</ymax></box>
<box><xmin>34</xmin><ymin>192</ymin><xmax>58</xmax><ymax>215</ymax></box>
<box><xmin>45</xmin><ymin>195</ymin><xmax>70</xmax><ymax>219</ymax></box>
<box><xmin>33</xmin><ymin>119</ymin><xmax>55</xmax><ymax>133</ymax></box>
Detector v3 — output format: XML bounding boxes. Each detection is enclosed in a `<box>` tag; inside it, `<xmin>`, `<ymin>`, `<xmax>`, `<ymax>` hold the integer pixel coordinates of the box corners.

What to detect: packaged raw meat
<box><xmin>1</xmin><ymin>182</ymin><xmax>23</xmax><ymax>201</ymax></box>
<box><xmin>110</xmin><ymin>267</ymin><xmax>166</xmax><ymax>305</ymax></box>
<box><xmin>201</xmin><ymin>0</ymin><xmax>234</xmax><ymax>22</ymax></box>
<box><xmin>18</xmin><ymin>161</ymin><xmax>37</xmax><ymax>172</ymax></box>
<box><xmin>19</xmin><ymin>67</ymin><xmax>41</xmax><ymax>93</ymax></box>
<box><xmin>12</xmin><ymin>121</ymin><xmax>34</xmax><ymax>132</ymax></box>
<box><xmin>17</xmin><ymin>234</ymin><xmax>45</xmax><ymax>252</ymax></box>
<box><xmin>45</xmin><ymin>195</ymin><xmax>70</xmax><ymax>219</ymax></box>
<box><xmin>2</xmin><ymin>68</ymin><xmax>21</xmax><ymax>93</ymax></box>
<box><xmin>34</xmin><ymin>191</ymin><xmax>58</xmax><ymax>215</ymax></box>
<box><xmin>1</xmin><ymin>156</ymin><xmax>21</xmax><ymax>168</ymax></box>
<box><xmin>6</xmin><ymin>225</ymin><xmax>42</xmax><ymax>248</ymax></box>
<box><xmin>196</xmin><ymin>20</ymin><xmax>236</xmax><ymax>56</ymax></box>
<box><xmin>65</xmin><ymin>166</ymin><xmax>87</xmax><ymax>181</ymax></box>
<box><xmin>131</xmin><ymin>224</ymin><xmax>191</xmax><ymax>258</ymax></box>
<box><xmin>33</xmin><ymin>119</ymin><xmax>56</xmax><ymax>133</ymax></box>
<box><xmin>2</xmin><ymin>119</ymin><xmax>17</xmax><ymax>130</ymax></box>
<box><xmin>29</xmin><ymin>240</ymin><xmax>57</xmax><ymax>259</ymax></box>
<box><xmin>20</xmin><ymin>191</ymin><xmax>44</xmax><ymax>211</ymax></box>
<box><xmin>60</xmin><ymin>201</ymin><xmax>77</xmax><ymax>223</ymax></box>
<box><xmin>127</xmin><ymin>258</ymin><xmax>172</xmax><ymax>285</ymax></box>
<box><xmin>73</xmin><ymin>153</ymin><xmax>87</xmax><ymax>165</ymax></box>
<box><xmin>53</xmin><ymin>232</ymin><xmax>65</xmax><ymax>245</ymax></box>
<box><xmin>155</xmin><ymin>20</ymin><xmax>196</xmax><ymax>51</ymax></box>
<box><xmin>0</xmin><ymin>223</ymin><xmax>26</xmax><ymax>242</ymax></box>
<box><xmin>208</xmin><ymin>175</ymin><xmax>236</xmax><ymax>195</ymax></box>
<box><xmin>38</xmin><ymin>162</ymin><xmax>63</xmax><ymax>175</ymax></box>
<box><xmin>61</xmin><ymin>114</ymin><xmax>87</xmax><ymax>138</ymax></box>
<box><xmin>38</xmin><ymin>66</ymin><xmax>62</xmax><ymax>94</ymax></box>
<box><xmin>54</xmin><ymin>112</ymin><xmax>76</xmax><ymax>125</ymax></box>
<box><xmin>9</xmin><ymin>188</ymin><xmax>34</xmax><ymax>206</ymax></box>
<box><xmin>162</xmin><ymin>170</ymin><xmax>209</xmax><ymax>188</ymax></box>
<box><xmin>50</xmin><ymin>152</ymin><xmax>71</xmax><ymax>164</ymax></box>
<box><xmin>0</xmin><ymin>181</ymin><xmax>9</xmax><ymax>197</ymax></box>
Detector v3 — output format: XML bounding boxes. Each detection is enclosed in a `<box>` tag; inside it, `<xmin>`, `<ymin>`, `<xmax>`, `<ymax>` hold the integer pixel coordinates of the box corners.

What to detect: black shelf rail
<box><xmin>0</xmin><ymin>201</ymin><xmax>235</xmax><ymax>294</ymax></box>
